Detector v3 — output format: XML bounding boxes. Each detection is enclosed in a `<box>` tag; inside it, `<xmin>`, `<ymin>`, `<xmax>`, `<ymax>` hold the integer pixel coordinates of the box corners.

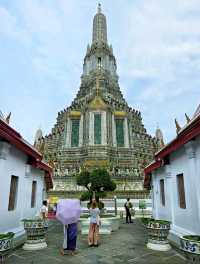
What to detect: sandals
<box><xmin>60</xmin><ymin>249</ymin><xmax>78</xmax><ymax>256</ymax></box>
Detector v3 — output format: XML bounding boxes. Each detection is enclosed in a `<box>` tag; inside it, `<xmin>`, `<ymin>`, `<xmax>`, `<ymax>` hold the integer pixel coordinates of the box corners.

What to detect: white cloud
<box><xmin>0</xmin><ymin>0</ymin><xmax>200</xmax><ymax>143</ymax></box>
<box><xmin>0</xmin><ymin>7</ymin><xmax>18</xmax><ymax>37</ymax></box>
<box><xmin>115</xmin><ymin>0</ymin><xmax>200</xmax><ymax>141</ymax></box>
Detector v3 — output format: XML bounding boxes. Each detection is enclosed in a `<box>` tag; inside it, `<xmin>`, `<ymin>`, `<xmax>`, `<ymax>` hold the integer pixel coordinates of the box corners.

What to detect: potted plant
<box><xmin>22</xmin><ymin>218</ymin><xmax>47</xmax><ymax>250</ymax></box>
<box><xmin>0</xmin><ymin>232</ymin><xmax>14</xmax><ymax>262</ymax></box>
<box><xmin>140</xmin><ymin>217</ymin><xmax>152</xmax><ymax>226</ymax></box>
<box><xmin>180</xmin><ymin>235</ymin><xmax>200</xmax><ymax>262</ymax></box>
<box><xmin>145</xmin><ymin>219</ymin><xmax>171</xmax><ymax>251</ymax></box>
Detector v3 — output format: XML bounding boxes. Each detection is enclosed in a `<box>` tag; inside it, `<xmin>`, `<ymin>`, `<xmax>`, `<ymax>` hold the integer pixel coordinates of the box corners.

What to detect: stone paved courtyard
<box><xmin>6</xmin><ymin>219</ymin><xmax>186</xmax><ymax>264</ymax></box>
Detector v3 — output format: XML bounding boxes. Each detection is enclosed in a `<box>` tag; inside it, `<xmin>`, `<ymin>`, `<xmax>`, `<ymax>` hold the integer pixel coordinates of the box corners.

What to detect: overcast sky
<box><xmin>0</xmin><ymin>0</ymin><xmax>200</xmax><ymax>144</ymax></box>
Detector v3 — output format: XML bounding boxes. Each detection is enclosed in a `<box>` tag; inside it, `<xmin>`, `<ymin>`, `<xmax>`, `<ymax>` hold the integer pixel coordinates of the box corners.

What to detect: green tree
<box><xmin>76</xmin><ymin>168</ymin><xmax>116</xmax><ymax>201</ymax></box>
<box><xmin>76</xmin><ymin>170</ymin><xmax>91</xmax><ymax>191</ymax></box>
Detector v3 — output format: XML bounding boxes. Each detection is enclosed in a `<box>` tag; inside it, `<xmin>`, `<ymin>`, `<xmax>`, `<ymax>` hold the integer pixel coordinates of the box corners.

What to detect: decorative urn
<box><xmin>0</xmin><ymin>232</ymin><xmax>14</xmax><ymax>262</ymax></box>
<box><xmin>180</xmin><ymin>235</ymin><xmax>200</xmax><ymax>263</ymax></box>
<box><xmin>22</xmin><ymin>219</ymin><xmax>47</xmax><ymax>250</ymax></box>
<box><xmin>146</xmin><ymin>219</ymin><xmax>171</xmax><ymax>251</ymax></box>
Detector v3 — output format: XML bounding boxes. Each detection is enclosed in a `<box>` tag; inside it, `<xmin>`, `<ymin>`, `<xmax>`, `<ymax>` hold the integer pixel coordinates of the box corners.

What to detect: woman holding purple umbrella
<box><xmin>61</xmin><ymin>223</ymin><xmax>78</xmax><ymax>256</ymax></box>
<box><xmin>56</xmin><ymin>199</ymin><xmax>81</xmax><ymax>256</ymax></box>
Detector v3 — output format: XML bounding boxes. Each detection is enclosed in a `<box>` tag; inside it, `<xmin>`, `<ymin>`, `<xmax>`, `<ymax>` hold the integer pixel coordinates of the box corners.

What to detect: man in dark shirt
<box><xmin>124</xmin><ymin>198</ymin><xmax>133</xmax><ymax>223</ymax></box>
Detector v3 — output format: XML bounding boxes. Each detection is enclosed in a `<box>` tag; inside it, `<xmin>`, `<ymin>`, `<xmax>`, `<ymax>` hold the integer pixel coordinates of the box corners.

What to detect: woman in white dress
<box><xmin>88</xmin><ymin>200</ymin><xmax>100</xmax><ymax>247</ymax></box>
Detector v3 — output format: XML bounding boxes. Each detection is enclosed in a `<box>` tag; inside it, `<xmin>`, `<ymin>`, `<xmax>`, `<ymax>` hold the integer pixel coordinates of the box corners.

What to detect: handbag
<box><xmin>96</xmin><ymin>215</ymin><xmax>101</xmax><ymax>226</ymax></box>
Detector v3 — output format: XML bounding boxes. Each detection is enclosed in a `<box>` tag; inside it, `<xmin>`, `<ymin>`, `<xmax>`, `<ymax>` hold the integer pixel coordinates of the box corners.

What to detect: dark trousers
<box><xmin>125</xmin><ymin>209</ymin><xmax>132</xmax><ymax>223</ymax></box>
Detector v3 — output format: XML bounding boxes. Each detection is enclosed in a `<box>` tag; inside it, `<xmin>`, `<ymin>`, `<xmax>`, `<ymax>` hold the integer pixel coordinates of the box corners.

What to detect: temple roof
<box><xmin>144</xmin><ymin>108</ymin><xmax>200</xmax><ymax>188</ymax></box>
<box><xmin>0</xmin><ymin>118</ymin><xmax>53</xmax><ymax>189</ymax></box>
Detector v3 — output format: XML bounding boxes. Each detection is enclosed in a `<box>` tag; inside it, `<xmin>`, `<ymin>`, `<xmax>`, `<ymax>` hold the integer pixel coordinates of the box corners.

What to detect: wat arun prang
<box><xmin>35</xmin><ymin>4</ymin><xmax>162</xmax><ymax>199</ymax></box>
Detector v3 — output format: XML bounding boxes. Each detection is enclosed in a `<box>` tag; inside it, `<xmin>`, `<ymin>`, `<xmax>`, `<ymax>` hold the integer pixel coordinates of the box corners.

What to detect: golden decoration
<box><xmin>48</xmin><ymin>159</ymin><xmax>55</xmax><ymax>168</ymax></box>
<box><xmin>113</xmin><ymin>111</ymin><xmax>127</xmax><ymax>117</ymax></box>
<box><xmin>69</xmin><ymin>111</ymin><xmax>81</xmax><ymax>118</ymax></box>
<box><xmin>89</xmin><ymin>96</ymin><xmax>107</xmax><ymax>110</ymax></box>
<box><xmin>84</xmin><ymin>159</ymin><xmax>109</xmax><ymax>167</ymax></box>
<box><xmin>88</xmin><ymin>74</ymin><xmax>107</xmax><ymax>110</ymax></box>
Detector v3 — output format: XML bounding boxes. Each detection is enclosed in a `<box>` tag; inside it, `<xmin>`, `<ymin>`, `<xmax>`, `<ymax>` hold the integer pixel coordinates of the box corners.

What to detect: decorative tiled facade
<box><xmin>35</xmin><ymin>4</ymin><xmax>159</xmax><ymax>197</ymax></box>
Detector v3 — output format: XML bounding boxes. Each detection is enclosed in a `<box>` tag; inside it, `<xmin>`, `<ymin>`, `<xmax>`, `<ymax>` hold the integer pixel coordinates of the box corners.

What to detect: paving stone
<box><xmin>6</xmin><ymin>219</ymin><xmax>187</xmax><ymax>264</ymax></box>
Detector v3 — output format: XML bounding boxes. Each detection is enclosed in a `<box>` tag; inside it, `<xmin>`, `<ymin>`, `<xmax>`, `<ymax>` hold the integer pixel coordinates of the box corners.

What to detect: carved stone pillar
<box><xmin>101</xmin><ymin>111</ymin><xmax>107</xmax><ymax>145</ymax></box>
<box><xmin>89</xmin><ymin>112</ymin><xmax>94</xmax><ymax>145</ymax></box>
<box><xmin>124</xmin><ymin>117</ymin><xmax>129</xmax><ymax>147</ymax></box>
<box><xmin>112</xmin><ymin>114</ymin><xmax>116</xmax><ymax>146</ymax></box>
<box><xmin>79</xmin><ymin>115</ymin><xmax>83</xmax><ymax>147</ymax></box>
<box><xmin>65</xmin><ymin>117</ymin><xmax>71</xmax><ymax>147</ymax></box>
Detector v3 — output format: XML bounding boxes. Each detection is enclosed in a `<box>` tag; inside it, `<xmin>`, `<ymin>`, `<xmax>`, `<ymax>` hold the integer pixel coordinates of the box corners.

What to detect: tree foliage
<box><xmin>76</xmin><ymin>168</ymin><xmax>116</xmax><ymax>201</ymax></box>
<box><xmin>76</xmin><ymin>170</ymin><xmax>90</xmax><ymax>190</ymax></box>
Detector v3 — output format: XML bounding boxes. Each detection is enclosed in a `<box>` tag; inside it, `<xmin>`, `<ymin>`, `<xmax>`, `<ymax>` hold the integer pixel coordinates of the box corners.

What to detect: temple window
<box><xmin>94</xmin><ymin>113</ymin><xmax>101</xmax><ymax>144</ymax></box>
<box><xmin>160</xmin><ymin>179</ymin><xmax>165</xmax><ymax>206</ymax></box>
<box><xmin>8</xmin><ymin>175</ymin><xmax>19</xmax><ymax>211</ymax></box>
<box><xmin>98</xmin><ymin>57</ymin><xmax>102</xmax><ymax>69</ymax></box>
<box><xmin>177</xmin><ymin>173</ymin><xmax>186</xmax><ymax>209</ymax></box>
<box><xmin>31</xmin><ymin>181</ymin><xmax>37</xmax><ymax>208</ymax></box>
<box><xmin>71</xmin><ymin>119</ymin><xmax>80</xmax><ymax>147</ymax></box>
<box><xmin>116</xmin><ymin>119</ymin><xmax>124</xmax><ymax>147</ymax></box>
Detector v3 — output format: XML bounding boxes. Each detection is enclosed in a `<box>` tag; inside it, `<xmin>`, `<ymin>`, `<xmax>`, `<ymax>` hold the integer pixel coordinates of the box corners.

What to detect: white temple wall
<box><xmin>0</xmin><ymin>144</ymin><xmax>46</xmax><ymax>238</ymax></box>
<box><xmin>152</xmin><ymin>135</ymin><xmax>200</xmax><ymax>246</ymax></box>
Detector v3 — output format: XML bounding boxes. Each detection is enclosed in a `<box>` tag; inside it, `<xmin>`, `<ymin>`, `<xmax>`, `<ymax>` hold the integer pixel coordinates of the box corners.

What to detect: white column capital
<box><xmin>184</xmin><ymin>141</ymin><xmax>196</xmax><ymax>159</ymax></box>
<box><xmin>165</xmin><ymin>165</ymin><xmax>172</xmax><ymax>178</ymax></box>
<box><xmin>25</xmin><ymin>164</ymin><xmax>32</xmax><ymax>177</ymax></box>
<box><xmin>0</xmin><ymin>141</ymin><xmax>11</xmax><ymax>160</ymax></box>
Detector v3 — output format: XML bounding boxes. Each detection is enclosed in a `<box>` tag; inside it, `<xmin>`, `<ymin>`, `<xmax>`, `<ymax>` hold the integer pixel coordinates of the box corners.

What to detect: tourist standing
<box><xmin>53</xmin><ymin>203</ymin><xmax>57</xmax><ymax>216</ymax></box>
<box><xmin>88</xmin><ymin>200</ymin><xmax>100</xmax><ymax>247</ymax></box>
<box><xmin>40</xmin><ymin>200</ymin><xmax>48</xmax><ymax>220</ymax></box>
<box><xmin>61</xmin><ymin>223</ymin><xmax>78</xmax><ymax>256</ymax></box>
<box><xmin>124</xmin><ymin>198</ymin><xmax>133</xmax><ymax>223</ymax></box>
<box><xmin>56</xmin><ymin>199</ymin><xmax>81</xmax><ymax>256</ymax></box>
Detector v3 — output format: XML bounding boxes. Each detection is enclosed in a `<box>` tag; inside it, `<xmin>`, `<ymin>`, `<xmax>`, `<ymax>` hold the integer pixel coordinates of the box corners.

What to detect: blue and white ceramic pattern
<box><xmin>180</xmin><ymin>236</ymin><xmax>200</xmax><ymax>255</ymax></box>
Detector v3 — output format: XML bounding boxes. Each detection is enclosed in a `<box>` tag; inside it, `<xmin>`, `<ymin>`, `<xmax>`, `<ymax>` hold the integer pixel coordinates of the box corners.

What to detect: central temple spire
<box><xmin>92</xmin><ymin>3</ymin><xmax>107</xmax><ymax>43</ymax></box>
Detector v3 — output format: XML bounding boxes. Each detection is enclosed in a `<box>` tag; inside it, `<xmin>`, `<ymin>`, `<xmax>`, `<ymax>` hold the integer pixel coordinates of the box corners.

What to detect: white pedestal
<box><xmin>147</xmin><ymin>242</ymin><xmax>171</xmax><ymax>251</ymax></box>
<box><xmin>23</xmin><ymin>242</ymin><xmax>47</xmax><ymax>251</ymax></box>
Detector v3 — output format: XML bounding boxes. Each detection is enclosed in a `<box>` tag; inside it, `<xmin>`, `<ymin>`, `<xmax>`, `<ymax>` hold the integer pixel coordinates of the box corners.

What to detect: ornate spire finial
<box><xmin>5</xmin><ymin>112</ymin><xmax>11</xmax><ymax>124</ymax></box>
<box><xmin>98</xmin><ymin>3</ymin><xmax>101</xmax><ymax>13</ymax></box>
<box><xmin>185</xmin><ymin>113</ymin><xmax>190</xmax><ymax>123</ymax></box>
<box><xmin>175</xmin><ymin>118</ymin><xmax>181</xmax><ymax>134</ymax></box>
<box><xmin>92</xmin><ymin>3</ymin><xmax>107</xmax><ymax>43</ymax></box>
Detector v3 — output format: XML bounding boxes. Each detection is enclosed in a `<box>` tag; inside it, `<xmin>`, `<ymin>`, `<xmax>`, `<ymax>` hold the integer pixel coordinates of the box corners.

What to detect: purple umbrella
<box><xmin>56</xmin><ymin>199</ymin><xmax>81</xmax><ymax>225</ymax></box>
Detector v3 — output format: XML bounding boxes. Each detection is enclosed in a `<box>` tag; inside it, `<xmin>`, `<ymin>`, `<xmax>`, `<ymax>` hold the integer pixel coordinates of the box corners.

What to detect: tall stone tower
<box><xmin>38</xmin><ymin>4</ymin><xmax>158</xmax><ymax>198</ymax></box>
